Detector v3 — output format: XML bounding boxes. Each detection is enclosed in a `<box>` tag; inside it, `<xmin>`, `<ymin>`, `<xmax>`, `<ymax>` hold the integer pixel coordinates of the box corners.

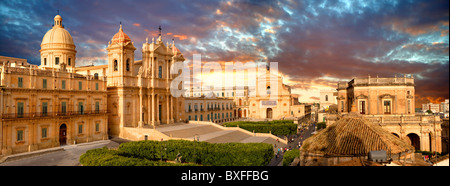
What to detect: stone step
<box><xmin>161</xmin><ymin>125</ymin><xmax>223</xmax><ymax>138</ymax></box>
<box><xmin>205</xmin><ymin>130</ymin><xmax>252</xmax><ymax>143</ymax></box>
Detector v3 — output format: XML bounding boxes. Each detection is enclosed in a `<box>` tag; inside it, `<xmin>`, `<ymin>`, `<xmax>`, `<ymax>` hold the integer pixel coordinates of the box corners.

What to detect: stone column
<box><xmin>148</xmin><ymin>93</ymin><xmax>151</xmax><ymax>126</ymax></box>
<box><xmin>151</xmin><ymin>92</ymin><xmax>155</xmax><ymax>127</ymax></box>
<box><xmin>166</xmin><ymin>94</ymin><xmax>170</xmax><ymax>124</ymax></box>
<box><xmin>170</xmin><ymin>95</ymin><xmax>174</xmax><ymax>123</ymax></box>
<box><xmin>138</xmin><ymin>86</ymin><xmax>143</xmax><ymax>128</ymax></box>
<box><xmin>156</xmin><ymin>94</ymin><xmax>160</xmax><ymax>125</ymax></box>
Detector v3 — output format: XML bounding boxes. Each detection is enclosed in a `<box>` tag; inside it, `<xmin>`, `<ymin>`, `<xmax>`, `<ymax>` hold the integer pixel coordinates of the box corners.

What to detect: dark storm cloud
<box><xmin>0</xmin><ymin>0</ymin><xmax>448</xmax><ymax>104</ymax></box>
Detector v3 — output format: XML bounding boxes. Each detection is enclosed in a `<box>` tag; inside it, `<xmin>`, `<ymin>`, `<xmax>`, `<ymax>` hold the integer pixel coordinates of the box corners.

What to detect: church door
<box><xmin>59</xmin><ymin>124</ymin><xmax>67</xmax><ymax>145</ymax></box>
<box><xmin>266</xmin><ymin>108</ymin><xmax>273</xmax><ymax>119</ymax></box>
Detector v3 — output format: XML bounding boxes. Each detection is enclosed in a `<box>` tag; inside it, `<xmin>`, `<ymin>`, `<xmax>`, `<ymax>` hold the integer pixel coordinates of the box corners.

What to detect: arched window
<box><xmin>325</xmin><ymin>95</ymin><xmax>328</xmax><ymax>101</ymax></box>
<box><xmin>126</xmin><ymin>59</ymin><xmax>130</xmax><ymax>71</ymax></box>
<box><xmin>114</xmin><ymin>60</ymin><xmax>118</xmax><ymax>71</ymax></box>
<box><xmin>267</xmin><ymin>86</ymin><xmax>271</xmax><ymax>95</ymax></box>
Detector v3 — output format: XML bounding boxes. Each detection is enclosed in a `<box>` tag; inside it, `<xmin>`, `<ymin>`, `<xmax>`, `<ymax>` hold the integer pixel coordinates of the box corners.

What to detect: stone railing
<box><xmin>326</xmin><ymin>114</ymin><xmax>441</xmax><ymax>125</ymax></box>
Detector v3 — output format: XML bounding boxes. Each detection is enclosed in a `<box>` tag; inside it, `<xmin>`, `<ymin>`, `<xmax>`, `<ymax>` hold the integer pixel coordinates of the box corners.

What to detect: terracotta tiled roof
<box><xmin>302</xmin><ymin>117</ymin><xmax>414</xmax><ymax>156</ymax></box>
<box><xmin>111</xmin><ymin>25</ymin><xmax>131</xmax><ymax>44</ymax></box>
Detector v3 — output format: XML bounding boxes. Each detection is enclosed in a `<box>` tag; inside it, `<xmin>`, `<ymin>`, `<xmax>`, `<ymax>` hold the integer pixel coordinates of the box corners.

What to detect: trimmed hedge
<box><xmin>80</xmin><ymin>140</ymin><xmax>274</xmax><ymax>166</ymax></box>
<box><xmin>225</xmin><ymin>120</ymin><xmax>297</xmax><ymax>135</ymax></box>
<box><xmin>316</xmin><ymin>122</ymin><xmax>326</xmax><ymax>130</ymax></box>
<box><xmin>118</xmin><ymin>140</ymin><xmax>274</xmax><ymax>166</ymax></box>
<box><xmin>79</xmin><ymin>147</ymin><xmax>198</xmax><ymax>166</ymax></box>
<box><xmin>282</xmin><ymin>149</ymin><xmax>300</xmax><ymax>166</ymax></box>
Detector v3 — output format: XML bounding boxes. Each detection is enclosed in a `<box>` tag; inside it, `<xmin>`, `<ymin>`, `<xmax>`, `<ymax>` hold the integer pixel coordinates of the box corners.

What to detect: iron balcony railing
<box><xmin>1</xmin><ymin>110</ymin><xmax>108</xmax><ymax>119</ymax></box>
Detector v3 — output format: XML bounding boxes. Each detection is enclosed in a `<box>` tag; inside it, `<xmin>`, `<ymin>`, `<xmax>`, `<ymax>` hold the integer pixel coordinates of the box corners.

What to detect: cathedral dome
<box><xmin>111</xmin><ymin>24</ymin><xmax>131</xmax><ymax>44</ymax></box>
<box><xmin>41</xmin><ymin>14</ymin><xmax>75</xmax><ymax>48</ymax></box>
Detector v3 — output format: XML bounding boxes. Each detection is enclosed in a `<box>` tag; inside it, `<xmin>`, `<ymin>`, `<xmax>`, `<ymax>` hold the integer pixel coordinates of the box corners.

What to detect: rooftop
<box><xmin>302</xmin><ymin>116</ymin><xmax>414</xmax><ymax>156</ymax></box>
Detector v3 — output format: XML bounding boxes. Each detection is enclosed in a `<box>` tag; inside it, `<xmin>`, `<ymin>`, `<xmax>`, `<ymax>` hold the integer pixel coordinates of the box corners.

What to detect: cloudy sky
<box><xmin>0</xmin><ymin>0</ymin><xmax>448</xmax><ymax>106</ymax></box>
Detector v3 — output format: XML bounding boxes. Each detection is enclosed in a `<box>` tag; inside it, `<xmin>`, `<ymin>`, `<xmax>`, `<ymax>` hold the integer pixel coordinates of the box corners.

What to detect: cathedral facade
<box><xmin>75</xmin><ymin>20</ymin><xmax>186</xmax><ymax>137</ymax></box>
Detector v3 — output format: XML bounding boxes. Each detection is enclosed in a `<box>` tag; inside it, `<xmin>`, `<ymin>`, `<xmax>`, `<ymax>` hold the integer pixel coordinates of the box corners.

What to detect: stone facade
<box><xmin>75</xmin><ymin>25</ymin><xmax>186</xmax><ymax>137</ymax></box>
<box><xmin>248</xmin><ymin>70</ymin><xmax>300</xmax><ymax>120</ymax></box>
<box><xmin>185</xmin><ymin>95</ymin><xmax>236</xmax><ymax>123</ymax></box>
<box><xmin>332</xmin><ymin>75</ymin><xmax>442</xmax><ymax>153</ymax></box>
<box><xmin>0</xmin><ymin>14</ymin><xmax>108</xmax><ymax>156</ymax></box>
<box><xmin>337</xmin><ymin>75</ymin><xmax>415</xmax><ymax>115</ymax></box>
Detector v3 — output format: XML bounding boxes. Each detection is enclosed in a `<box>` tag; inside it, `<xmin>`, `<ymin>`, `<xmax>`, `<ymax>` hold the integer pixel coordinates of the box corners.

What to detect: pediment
<box><xmin>356</xmin><ymin>94</ymin><xmax>368</xmax><ymax>99</ymax></box>
<box><xmin>379</xmin><ymin>94</ymin><xmax>394</xmax><ymax>99</ymax></box>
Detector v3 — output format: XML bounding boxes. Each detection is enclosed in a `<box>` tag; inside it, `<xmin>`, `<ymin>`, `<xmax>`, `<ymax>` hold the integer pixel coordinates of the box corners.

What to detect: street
<box><xmin>268</xmin><ymin>123</ymin><xmax>316</xmax><ymax>166</ymax></box>
<box><xmin>0</xmin><ymin>140</ymin><xmax>118</xmax><ymax>166</ymax></box>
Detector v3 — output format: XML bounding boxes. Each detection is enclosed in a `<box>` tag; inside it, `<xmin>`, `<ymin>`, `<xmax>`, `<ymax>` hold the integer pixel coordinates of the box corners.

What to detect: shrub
<box><xmin>316</xmin><ymin>122</ymin><xmax>326</xmax><ymax>130</ymax></box>
<box><xmin>80</xmin><ymin>140</ymin><xmax>274</xmax><ymax>166</ymax></box>
<box><xmin>282</xmin><ymin>149</ymin><xmax>300</xmax><ymax>166</ymax></box>
<box><xmin>118</xmin><ymin>140</ymin><xmax>274</xmax><ymax>166</ymax></box>
<box><xmin>224</xmin><ymin>120</ymin><xmax>297</xmax><ymax>135</ymax></box>
<box><xmin>80</xmin><ymin>147</ymin><xmax>199</xmax><ymax>166</ymax></box>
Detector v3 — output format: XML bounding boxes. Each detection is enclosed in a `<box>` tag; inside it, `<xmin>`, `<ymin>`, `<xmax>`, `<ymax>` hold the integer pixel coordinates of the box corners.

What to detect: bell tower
<box><xmin>106</xmin><ymin>23</ymin><xmax>136</xmax><ymax>86</ymax></box>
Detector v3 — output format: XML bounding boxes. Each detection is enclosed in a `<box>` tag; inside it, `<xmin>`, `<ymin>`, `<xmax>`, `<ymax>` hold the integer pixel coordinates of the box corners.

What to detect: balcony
<box><xmin>1</xmin><ymin>110</ymin><xmax>109</xmax><ymax>119</ymax></box>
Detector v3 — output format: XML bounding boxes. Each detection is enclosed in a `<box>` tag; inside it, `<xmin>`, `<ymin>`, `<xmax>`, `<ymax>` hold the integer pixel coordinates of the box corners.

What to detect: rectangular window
<box><xmin>341</xmin><ymin>101</ymin><xmax>344</xmax><ymax>112</ymax></box>
<box><xmin>384</xmin><ymin>100</ymin><xmax>391</xmax><ymax>114</ymax></box>
<box><xmin>95</xmin><ymin>102</ymin><xmax>100</xmax><ymax>113</ymax></box>
<box><xmin>43</xmin><ymin>79</ymin><xmax>47</xmax><ymax>89</ymax></box>
<box><xmin>188</xmin><ymin>115</ymin><xmax>191</xmax><ymax>120</ymax></box>
<box><xmin>17</xmin><ymin>102</ymin><xmax>24</xmax><ymax>118</ymax></box>
<box><xmin>42</xmin><ymin>102</ymin><xmax>48</xmax><ymax>116</ymax></box>
<box><xmin>78</xmin><ymin>81</ymin><xmax>82</xmax><ymax>90</ymax></box>
<box><xmin>42</xmin><ymin>128</ymin><xmax>47</xmax><ymax>138</ymax></box>
<box><xmin>17</xmin><ymin>130</ymin><xmax>24</xmax><ymax>141</ymax></box>
<box><xmin>359</xmin><ymin>101</ymin><xmax>365</xmax><ymax>114</ymax></box>
<box><xmin>158</xmin><ymin>66</ymin><xmax>162</xmax><ymax>78</ymax></box>
<box><xmin>79</xmin><ymin>102</ymin><xmax>84</xmax><ymax>115</ymax></box>
<box><xmin>62</xmin><ymin>80</ymin><xmax>66</xmax><ymax>90</ymax></box>
<box><xmin>78</xmin><ymin>125</ymin><xmax>83</xmax><ymax>134</ymax></box>
<box><xmin>44</xmin><ymin>58</ymin><xmax>47</xmax><ymax>65</ymax></box>
<box><xmin>68</xmin><ymin>58</ymin><xmax>71</xmax><ymax>66</ymax></box>
<box><xmin>55</xmin><ymin>57</ymin><xmax>59</xmax><ymax>65</ymax></box>
<box><xmin>61</xmin><ymin>102</ymin><xmax>66</xmax><ymax>114</ymax></box>
<box><xmin>95</xmin><ymin>83</ymin><xmax>99</xmax><ymax>91</ymax></box>
<box><xmin>18</xmin><ymin>77</ymin><xmax>23</xmax><ymax>88</ymax></box>
<box><xmin>95</xmin><ymin>123</ymin><xmax>100</xmax><ymax>132</ymax></box>
<box><xmin>408</xmin><ymin>100</ymin><xmax>411</xmax><ymax>114</ymax></box>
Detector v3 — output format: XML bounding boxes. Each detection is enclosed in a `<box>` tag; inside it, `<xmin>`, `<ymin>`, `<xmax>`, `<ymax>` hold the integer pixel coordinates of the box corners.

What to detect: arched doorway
<box><xmin>266</xmin><ymin>108</ymin><xmax>273</xmax><ymax>119</ymax></box>
<box><xmin>407</xmin><ymin>133</ymin><xmax>420</xmax><ymax>151</ymax></box>
<box><xmin>238</xmin><ymin>108</ymin><xmax>242</xmax><ymax>118</ymax></box>
<box><xmin>59</xmin><ymin>124</ymin><xmax>67</xmax><ymax>145</ymax></box>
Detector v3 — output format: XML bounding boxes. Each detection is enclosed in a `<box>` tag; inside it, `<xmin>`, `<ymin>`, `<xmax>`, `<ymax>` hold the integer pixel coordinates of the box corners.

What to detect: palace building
<box><xmin>330</xmin><ymin>75</ymin><xmax>443</xmax><ymax>153</ymax></box>
<box><xmin>0</xmin><ymin>14</ymin><xmax>108</xmax><ymax>156</ymax></box>
<box><xmin>185</xmin><ymin>93</ymin><xmax>236</xmax><ymax>124</ymax></box>
<box><xmin>0</xmin><ymin>14</ymin><xmax>186</xmax><ymax>157</ymax></box>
